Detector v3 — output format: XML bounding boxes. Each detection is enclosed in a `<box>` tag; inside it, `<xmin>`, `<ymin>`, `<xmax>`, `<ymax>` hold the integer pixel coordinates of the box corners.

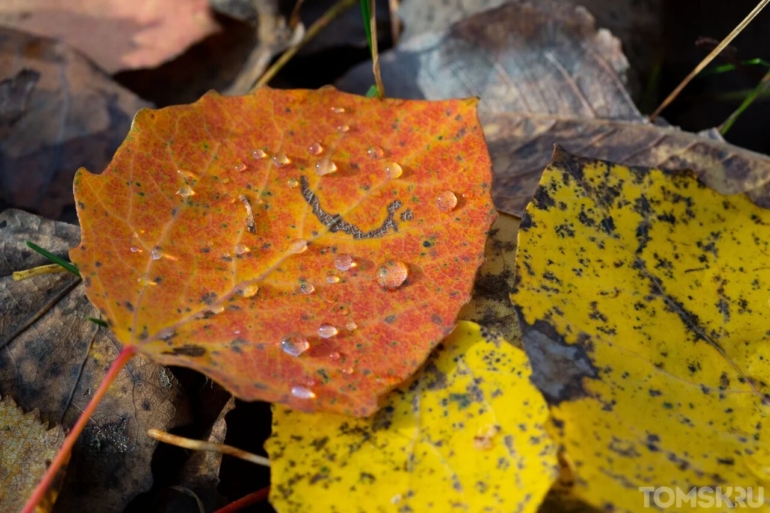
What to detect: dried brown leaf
<box><xmin>0</xmin><ymin>28</ymin><xmax>151</xmax><ymax>222</ymax></box>
<box><xmin>0</xmin><ymin>0</ymin><xmax>219</xmax><ymax>73</ymax></box>
<box><xmin>0</xmin><ymin>209</ymin><xmax>191</xmax><ymax>513</ymax></box>
<box><xmin>0</xmin><ymin>395</ymin><xmax>66</xmax><ymax>513</ymax></box>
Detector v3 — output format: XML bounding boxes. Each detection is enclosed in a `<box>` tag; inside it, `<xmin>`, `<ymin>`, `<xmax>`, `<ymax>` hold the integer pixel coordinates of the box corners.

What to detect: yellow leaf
<box><xmin>266</xmin><ymin>321</ymin><xmax>558</xmax><ymax>512</ymax></box>
<box><xmin>512</xmin><ymin>148</ymin><xmax>770</xmax><ymax>512</ymax></box>
<box><xmin>0</xmin><ymin>395</ymin><xmax>67</xmax><ymax>512</ymax></box>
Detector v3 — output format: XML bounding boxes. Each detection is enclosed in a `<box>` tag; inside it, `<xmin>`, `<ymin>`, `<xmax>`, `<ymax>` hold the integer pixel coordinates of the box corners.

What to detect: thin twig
<box><xmin>649</xmin><ymin>0</ymin><xmax>770</xmax><ymax>121</ymax></box>
<box><xmin>12</xmin><ymin>263</ymin><xmax>67</xmax><ymax>281</ymax></box>
<box><xmin>214</xmin><ymin>487</ymin><xmax>270</xmax><ymax>513</ymax></box>
<box><xmin>370</xmin><ymin>0</ymin><xmax>385</xmax><ymax>98</ymax></box>
<box><xmin>147</xmin><ymin>429</ymin><xmax>271</xmax><ymax>467</ymax></box>
<box><xmin>289</xmin><ymin>0</ymin><xmax>306</xmax><ymax>28</ymax></box>
<box><xmin>253</xmin><ymin>0</ymin><xmax>358</xmax><ymax>90</ymax></box>
<box><xmin>388</xmin><ymin>0</ymin><xmax>401</xmax><ymax>44</ymax></box>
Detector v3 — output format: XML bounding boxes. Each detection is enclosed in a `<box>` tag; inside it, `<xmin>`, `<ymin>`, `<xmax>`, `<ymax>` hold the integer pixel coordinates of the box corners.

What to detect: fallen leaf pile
<box><xmin>5</xmin><ymin>0</ymin><xmax>770</xmax><ymax>511</ymax></box>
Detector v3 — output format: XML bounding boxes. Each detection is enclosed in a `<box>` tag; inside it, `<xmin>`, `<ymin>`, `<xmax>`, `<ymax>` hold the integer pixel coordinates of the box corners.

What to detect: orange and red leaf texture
<box><xmin>71</xmin><ymin>87</ymin><xmax>496</xmax><ymax>416</ymax></box>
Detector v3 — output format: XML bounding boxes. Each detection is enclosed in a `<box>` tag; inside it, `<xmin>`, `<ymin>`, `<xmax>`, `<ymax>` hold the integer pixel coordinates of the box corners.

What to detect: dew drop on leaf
<box><xmin>209</xmin><ymin>304</ymin><xmax>225</xmax><ymax>315</ymax></box>
<box><xmin>315</xmin><ymin>158</ymin><xmax>338</xmax><ymax>176</ymax></box>
<box><xmin>291</xmin><ymin>385</ymin><xmax>316</xmax><ymax>399</ymax></box>
<box><xmin>272</xmin><ymin>153</ymin><xmax>291</xmax><ymax>167</ymax></box>
<box><xmin>300</xmin><ymin>281</ymin><xmax>315</xmax><ymax>295</ymax></box>
<box><xmin>281</xmin><ymin>333</ymin><xmax>309</xmax><ymax>357</ymax></box>
<box><xmin>330</xmin><ymin>106</ymin><xmax>346</xmax><ymax>113</ymax></box>
<box><xmin>345</xmin><ymin>321</ymin><xmax>357</xmax><ymax>331</ymax></box>
<box><xmin>329</xmin><ymin>351</ymin><xmax>341</xmax><ymax>360</ymax></box>
<box><xmin>233</xmin><ymin>162</ymin><xmax>247</xmax><ymax>172</ymax></box>
<box><xmin>176</xmin><ymin>185</ymin><xmax>194</xmax><ymax>197</ymax></box>
<box><xmin>385</xmin><ymin>161</ymin><xmax>403</xmax><ymax>179</ymax></box>
<box><xmin>234</xmin><ymin>243</ymin><xmax>250</xmax><ymax>255</ymax></box>
<box><xmin>326</xmin><ymin>275</ymin><xmax>340</xmax><ymax>284</ymax></box>
<box><xmin>377</xmin><ymin>261</ymin><xmax>409</xmax><ymax>290</ymax></box>
<box><xmin>288</xmin><ymin>239</ymin><xmax>308</xmax><ymax>254</ymax></box>
<box><xmin>151</xmin><ymin>246</ymin><xmax>163</xmax><ymax>260</ymax></box>
<box><xmin>336</xmin><ymin>124</ymin><xmax>350</xmax><ymax>133</ymax></box>
<box><xmin>318</xmin><ymin>324</ymin><xmax>338</xmax><ymax>338</ymax></box>
<box><xmin>341</xmin><ymin>367</ymin><xmax>354</xmax><ymax>375</ymax></box>
<box><xmin>308</xmin><ymin>142</ymin><xmax>324</xmax><ymax>155</ymax></box>
<box><xmin>252</xmin><ymin>149</ymin><xmax>267</xmax><ymax>159</ymax></box>
<box><xmin>137</xmin><ymin>274</ymin><xmax>151</xmax><ymax>286</ymax></box>
<box><xmin>130</xmin><ymin>246</ymin><xmax>142</xmax><ymax>253</ymax></box>
<box><xmin>367</xmin><ymin>146</ymin><xmax>384</xmax><ymax>159</ymax></box>
<box><xmin>334</xmin><ymin>253</ymin><xmax>355</xmax><ymax>271</ymax></box>
<box><xmin>286</xmin><ymin>178</ymin><xmax>299</xmax><ymax>188</ymax></box>
<box><xmin>240</xmin><ymin>284</ymin><xmax>259</xmax><ymax>298</ymax></box>
<box><xmin>158</xmin><ymin>328</ymin><xmax>175</xmax><ymax>340</ymax></box>
<box><xmin>436</xmin><ymin>190</ymin><xmax>458</xmax><ymax>212</ymax></box>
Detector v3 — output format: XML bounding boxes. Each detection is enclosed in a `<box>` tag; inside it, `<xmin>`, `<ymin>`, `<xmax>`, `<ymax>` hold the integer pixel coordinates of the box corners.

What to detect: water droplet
<box><xmin>210</xmin><ymin>305</ymin><xmax>225</xmax><ymax>315</ymax></box>
<box><xmin>233</xmin><ymin>162</ymin><xmax>247</xmax><ymax>172</ymax></box>
<box><xmin>151</xmin><ymin>246</ymin><xmax>163</xmax><ymax>260</ymax></box>
<box><xmin>177</xmin><ymin>169</ymin><xmax>198</xmax><ymax>181</ymax></box>
<box><xmin>315</xmin><ymin>158</ymin><xmax>338</xmax><ymax>176</ymax></box>
<box><xmin>177</xmin><ymin>185</ymin><xmax>194</xmax><ymax>197</ymax></box>
<box><xmin>436</xmin><ymin>190</ymin><xmax>458</xmax><ymax>212</ymax></box>
<box><xmin>137</xmin><ymin>274</ymin><xmax>150</xmax><ymax>286</ymax></box>
<box><xmin>391</xmin><ymin>494</ymin><xmax>402</xmax><ymax>505</ymax></box>
<box><xmin>341</xmin><ymin>367</ymin><xmax>354</xmax><ymax>375</ymax></box>
<box><xmin>241</xmin><ymin>284</ymin><xmax>259</xmax><ymax>298</ymax></box>
<box><xmin>385</xmin><ymin>161</ymin><xmax>403</xmax><ymax>179</ymax></box>
<box><xmin>158</xmin><ymin>328</ymin><xmax>175</xmax><ymax>340</ymax></box>
<box><xmin>272</xmin><ymin>153</ymin><xmax>290</xmax><ymax>167</ymax></box>
<box><xmin>288</xmin><ymin>239</ymin><xmax>308</xmax><ymax>254</ymax></box>
<box><xmin>130</xmin><ymin>246</ymin><xmax>142</xmax><ymax>253</ymax></box>
<box><xmin>330</xmin><ymin>106</ymin><xmax>346</xmax><ymax>113</ymax></box>
<box><xmin>367</xmin><ymin>146</ymin><xmax>384</xmax><ymax>159</ymax></box>
<box><xmin>308</xmin><ymin>142</ymin><xmax>324</xmax><ymax>155</ymax></box>
<box><xmin>377</xmin><ymin>261</ymin><xmax>409</xmax><ymax>290</ymax></box>
<box><xmin>300</xmin><ymin>281</ymin><xmax>315</xmax><ymax>295</ymax></box>
<box><xmin>286</xmin><ymin>178</ymin><xmax>299</xmax><ymax>188</ymax></box>
<box><xmin>325</xmin><ymin>274</ymin><xmax>340</xmax><ymax>284</ymax></box>
<box><xmin>329</xmin><ymin>351</ymin><xmax>341</xmax><ymax>360</ymax></box>
<box><xmin>235</xmin><ymin>243</ymin><xmax>250</xmax><ymax>255</ymax></box>
<box><xmin>291</xmin><ymin>385</ymin><xmax>316</xmax><ymax>399</ymax></box>
<box><xmin>318</xmin><ymin>324</ymin><xmax>338</xmax><ymax>338</ymax></box>
<box><xmin>252</xmin><ymin>149</ymin><xmax>267</xmax><ymax>159</ymax></box>
<box><xmin>334</xmin><ymin>253</ymin><xmax>355</xmax><ymax>271</ymax></box>
<box><xmin>233</xmin><ymin>329</ymin><xmax>241</xmax><ymax>335</ymax></box>
<box><xmin>336</xmin><ymin>124</ymin><xmax>350</xmax><ymax>133</ymax></box>
<box><xmin>345</xmin><ymin>321</ymin><xmax>357</xmax><ymax>331</ymax></box>
<box><xmin>281</xmin><ymin>333</ymin><xmax>309</xmax><ymax>357</ymax></box>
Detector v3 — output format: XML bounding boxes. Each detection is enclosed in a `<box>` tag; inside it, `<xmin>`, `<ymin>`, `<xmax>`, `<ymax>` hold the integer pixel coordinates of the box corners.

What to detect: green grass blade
<box><xmin>365</xmin><ymin>85</ymin><xmax>379</xmax><ymax>97</ymax></box>
<box><xmin>360</xmin><ymin>0</ymin><xmax>373</xmax><ymax>57</ymax></box>
<box><xmin>87</xmin><ymin>317</ymin><xmax>108</xmax><ymax>327</ymax></box>
<box><xmin>720</xmin><ymin>70</ymin><xmax>770</xmax><ymax>134</ymax></box>
<box><xmin>25</xmin><ymin>241</ymin><xmax>81</xmax><ymax>278</ymax></box>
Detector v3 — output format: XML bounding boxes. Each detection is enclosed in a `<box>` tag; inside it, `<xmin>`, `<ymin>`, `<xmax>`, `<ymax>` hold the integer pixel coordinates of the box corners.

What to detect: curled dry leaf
<box><xmin>0</xmin><ymin>28</ymin><xmax>151</xmax><ymax>222</ymax></box>
<box><xmin>70</xmin><ymin>87</ymin><xmax>496</xmax><ymax>416</ymax></box>
<box><xmin>0</xmin><ymin>395</ymin><xmax>67</xmax><ymax>513</ymax></box>
<box><xmin>0</xmin><ymin>0</ymin><xmax>219</xmax><ymax>73</ymax></box>
<box><xmin>339</xmin><ymin>1</ymin><xmax>770</xmax><ymax>218</ymax></box>
<box><xmin>511</xmin><ymin>148</ymin><xmax>770</xmax><ymax>511</ymax></box>
<box><xmin>267</xmin><ymin>321</ymin><xmax>558</xmax><ymax>512</ymax></box>
<box><xmin>0</xmin><ymin>209</ymin><xmax>191</xmax><ymax>513</ymax></box>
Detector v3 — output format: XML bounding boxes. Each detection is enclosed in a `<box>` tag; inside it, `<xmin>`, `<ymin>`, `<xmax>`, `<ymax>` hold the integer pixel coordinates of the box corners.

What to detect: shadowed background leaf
<box><xmin>267</xmin><ymin>321</ymin><xmax>558</xmax><ymax>512</ymax></box>
<box><xmin>512</xmin><ymin>149</ymin><xmax>770</xmax><ymax>512</ymax></box>
<box><xmin>0</xmin><ymin>0</ymin><xmax>219</xmax><ymax>73</ymax></box>
<box><xmin>0</xmin><ymin>28</ymin><xmax>151</xmax><ymax>222</ymax></box>
<box><xmin>0</xmin><ymin>209</ymin><xmax>192</xmax><ymax>513</ymax></box>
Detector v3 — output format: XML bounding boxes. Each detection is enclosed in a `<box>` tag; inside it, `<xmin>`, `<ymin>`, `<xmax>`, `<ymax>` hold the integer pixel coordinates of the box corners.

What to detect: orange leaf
<box><xmin>71</xmin><ymin>87</ymin><xmax>496</xmax><ymax>416</ymax></box>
